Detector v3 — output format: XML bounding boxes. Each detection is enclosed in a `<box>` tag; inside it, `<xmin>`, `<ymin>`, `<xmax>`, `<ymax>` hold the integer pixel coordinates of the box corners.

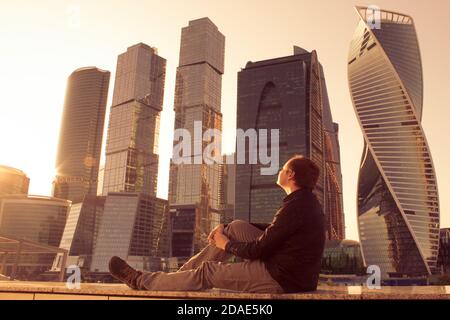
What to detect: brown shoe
<box><xmin>108</xmin><ymin>256</ymin><xmax>142</xmax><ymax>290</ymax></box>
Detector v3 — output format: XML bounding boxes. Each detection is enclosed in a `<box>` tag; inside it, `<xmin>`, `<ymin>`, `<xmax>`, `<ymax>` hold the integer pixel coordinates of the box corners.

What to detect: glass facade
<box><xmin>0</xmin><ymin>195</ymin><xmax>70</xmax><ymax>277</ymax></box>
<box><xmin>348</xmin><ymin>6</ymin><xmax>440</xmax><ymax>277</ymax></box>
<box><xmin>170</xmin><ymin>206</ymin><xmax>196</xmax><ymax>259</ymax></box>
<box><xmin>235</xmin><ymin>47</ymin><xmax>344</xmax><ymax>238</ymax></box>
<box><xmin>90</xmin><ymin>193</ymin><xmax>139</xmax><ymax>272</ymax></box>
<box><xmin>437</xmin><ymin>228</ymin><xmax>450</xmax><ymax>274</ymax></box>
<box><xmin>54</xmin><ymin>195</ymin><xmax>105</xmax><ymax>270</ymax></box>
<box><xmin>0</xmin><ymin>195</ymin><xmax>70</xmax><ymax>246</ymax></box>
<box><xmin>0</xmin><ymin>165</ymin><xmax>29</xmax><ymax>196</ymax></box>
<box><xmin>90</xmin><ymin>193</ymin><xmax>167</xmax><ymax>272</ymax></box>
<box><xmin>168</xmin><ymin>18</ymin><xmax>225</xmax><ymax>256</ymax></box>
<box><xmin>321</xmin><ymin>240</ymin><xmax>365</xmax><ymax>275</ymax></box>
<box><xmin>321</xmin><ymin>63</ymin><xmax>346</xmax><ymax>240</ymax></box>
<box><xmin>102</xmin><ymin>100</ymin><xmax>161</xmax><ymax>196</ymax></box>
<box><xmin>220</xmin><ymin>158</ymin><xmax>235</xmax><ymax>224</ymax></box>
<box><xmin>324</xmin><ymin>124</ymin><xmax>345</xmax><ymax>240</ymax></box>
<box><xmin>103</xmin><ymin>43</ymin><xmax>166</xmax><ymax>197</ymax></box>
<box><xmin>53</xmin><ymin>67</ymin><xmax>110</xmax><ymax>204</ymax></box>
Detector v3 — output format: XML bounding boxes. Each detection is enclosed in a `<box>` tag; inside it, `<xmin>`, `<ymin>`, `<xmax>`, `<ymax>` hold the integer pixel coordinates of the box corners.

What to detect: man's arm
<box><xmin>249</xmin><ymin>223</ymin><xmax>270</xmax><ymax>231</ymax></box>
<box><xmin>222</xmin><ymin>223</ymin><xmax>269</xmax><ymax>231</ymax></box>
<box><xmin>224</xmin><ymin>204</ymin><xmax>301</xmax><ymax>260</ymax></box>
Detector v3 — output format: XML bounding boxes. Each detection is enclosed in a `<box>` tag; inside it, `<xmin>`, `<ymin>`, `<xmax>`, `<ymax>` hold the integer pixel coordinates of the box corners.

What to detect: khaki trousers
<box><xmin>135</xmin><ymin>220</ymin><xmax>284</xmax><ymax>293</ymax></box>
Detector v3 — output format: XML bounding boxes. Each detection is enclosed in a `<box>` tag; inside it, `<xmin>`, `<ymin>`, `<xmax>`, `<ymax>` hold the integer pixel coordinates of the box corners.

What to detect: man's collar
<box><xmin>282</xmin><ymin>187</ymin><xmax>311</xmax><ymax>203</ymax></box>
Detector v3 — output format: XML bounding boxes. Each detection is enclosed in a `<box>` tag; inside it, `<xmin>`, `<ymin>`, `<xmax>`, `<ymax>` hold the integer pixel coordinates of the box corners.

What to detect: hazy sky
<box><xmin>0</xmin><ymin>0</ymin><xmax>449</xmax><ymax>241</ymax></box>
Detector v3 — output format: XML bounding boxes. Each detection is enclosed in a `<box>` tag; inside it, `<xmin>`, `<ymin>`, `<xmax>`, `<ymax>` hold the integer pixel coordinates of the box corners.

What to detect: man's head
<box><xmin>276</xmin><ymin>155</ymin><xmax>320</xmax><ymax>193</ymax></box>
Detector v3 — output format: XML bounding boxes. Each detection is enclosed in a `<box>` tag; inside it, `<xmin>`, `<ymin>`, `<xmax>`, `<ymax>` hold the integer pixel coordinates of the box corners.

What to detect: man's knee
<box><xmin>225</xmin><ymin>220</ymin><xmax>249</xmax><ymax>237</ymax></box>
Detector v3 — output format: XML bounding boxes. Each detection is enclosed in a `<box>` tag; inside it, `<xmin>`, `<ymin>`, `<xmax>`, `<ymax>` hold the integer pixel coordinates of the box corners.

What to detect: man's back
<box><xmin>262</xmin><ymin>189</ymin><xmax>325</xmax><ymax>292</ymax></box>
<box><xmin>226</xmin><ymin>187</ymin><xmax>326</xmax><ymax>293</ymax></box>
<box><xmin>263</xmin><ymin>188</ymin><xmax>326</xmax><ymax>292</ymax></box>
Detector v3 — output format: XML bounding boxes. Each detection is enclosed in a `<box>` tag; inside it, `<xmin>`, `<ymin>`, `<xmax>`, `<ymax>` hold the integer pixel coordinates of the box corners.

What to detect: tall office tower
<box><xmin>0</xmin><ymin>165</ymin><xmax>29</xmax><ymax>196</ymax></box>
<box><xmin>319</xmin><ymin>61</ymin><xmax>346</xmax><ymax>241</ymax></box>
<box><xmin>168</xmin><ymin>18</ymin><xmax>225</xmax><ymax>260</ymax></box>
<box><xmin>236</xmin><ymin>47</ymin><xmax>336</xmax><ymax>227</ymax></box>
<box><xmin>102</xmin><ymin>43</ymin><xmax>166</xmax><ymax>197</ymax></box>
<box><xmin>90</xmin><ymin>193</ymin><xmax>168</xmax><ymax>272</ymax></box>
<box><xmin>348</xmin><ymin>6</ymin><xmax>440</xmax><ymax>277</ymax></box>
<box><xmin>53</xmin><ymin>67</ymin><xmax>110</xmax><ymax>204</ymax></box>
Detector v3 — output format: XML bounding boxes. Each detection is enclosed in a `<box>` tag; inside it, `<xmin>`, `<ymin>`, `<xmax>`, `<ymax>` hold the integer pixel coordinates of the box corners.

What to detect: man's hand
<box><xmin>207</xmin><ymin>223</ymin><xmax>224</xmax><ymax>245</ymax></box>
<box><xmin>213</xmin><ymin>225</ymin><xmax>230</xmax><ymax>250</ymax></box>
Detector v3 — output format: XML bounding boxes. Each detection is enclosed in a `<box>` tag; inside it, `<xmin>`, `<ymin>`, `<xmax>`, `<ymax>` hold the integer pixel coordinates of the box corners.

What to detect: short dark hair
<box><xmin>286</xmin><ymin>155</ymin><xmax>320</xmax><ymax>189</ymax></box>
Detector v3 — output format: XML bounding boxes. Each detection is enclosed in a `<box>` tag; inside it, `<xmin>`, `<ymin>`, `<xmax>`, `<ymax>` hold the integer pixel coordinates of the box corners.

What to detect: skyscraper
<box><xmin>102</xmin><ymin>43</ymin><xmax>166</xmax><ymax>196</ymax></box>
<box><xmin>82</xmin><ymin>43</ymin><xmax>169</xmax><ymax>272</ymax></box>
<box><xmin>53</xmin><ymin>67</ymin><xmax>110</xmax><ymax>204</ymax></box>
<box><xmin>348</xmin><ymin>6</ymin><xmax>440</xmax><ymax>277</ymax></box>
<box><xmin>235</xmin><ymin>47</ymin><xmax>344</xmax><ymax>240</ymax></box>
<box><xmin>168</xmin><ymin>18</ymin><xmax>225</xmax><ymax>259</ymax></box>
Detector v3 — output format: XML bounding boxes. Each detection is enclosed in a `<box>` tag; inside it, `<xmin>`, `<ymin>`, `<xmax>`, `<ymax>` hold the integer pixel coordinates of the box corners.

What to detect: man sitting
<box><xmin>109</xmin><ymin>155</ymin><xmax>325</xmax><ymax>293</ymax></box>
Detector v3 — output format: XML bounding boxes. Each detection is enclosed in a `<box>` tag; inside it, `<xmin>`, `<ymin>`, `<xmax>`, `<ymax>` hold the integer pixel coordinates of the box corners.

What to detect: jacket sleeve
<box><xmin>224</xmin><ymin>204</ymin><xmax>301</xmax><ymax>260</ymax></box>
<box><xmin>249</xmin><ymin>223</ymin><xmax>270</xmax><ymax>231</ymax></box>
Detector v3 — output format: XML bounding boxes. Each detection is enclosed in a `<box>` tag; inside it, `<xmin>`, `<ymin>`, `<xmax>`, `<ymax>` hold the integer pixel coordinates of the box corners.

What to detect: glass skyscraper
<box><xmin>53</xmin><ymin>67</ymin><xmax>110</xmax><ymax>204</ymax></box>
<box><xmin>102</xmin><ymin>43</ymin><xmax>166</xmax><ymax>197</ymax></box>
<box><xmin>168</xmin><ymin>18</ymin><xmax>225</xmax><ymax>259</ymax></box>
<box><xmin>235</xmin><ymin>47</ymin><xmax>344</xmax><ymax>240</ymax></box>
<box><xmin>348</xmin><ymin>6</ymin><xmax>440</xmax><ymax>277</ymax></box>
<box><xmin>80</xmin><ymin>43</ymin><xmax>170</xmax><ymax>273</ymax></box>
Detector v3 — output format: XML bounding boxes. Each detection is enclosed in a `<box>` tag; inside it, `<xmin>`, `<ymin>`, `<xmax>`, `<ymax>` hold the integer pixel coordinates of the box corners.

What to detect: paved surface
<box><xmin>0</xmin><ymin>281</ymin><xmax>449</xmax><ymax>300</ymax></box>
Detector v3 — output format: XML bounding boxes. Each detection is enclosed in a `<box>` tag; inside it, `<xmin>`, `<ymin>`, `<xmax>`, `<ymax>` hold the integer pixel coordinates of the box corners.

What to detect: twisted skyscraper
<box><xmin>348</xmin><ymin>6</ymin><xmax>440</xmax><ymax>277</ymax></box>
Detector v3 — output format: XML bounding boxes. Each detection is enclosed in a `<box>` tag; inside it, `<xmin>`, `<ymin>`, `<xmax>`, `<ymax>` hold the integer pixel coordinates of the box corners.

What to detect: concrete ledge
<box><xmin>0</xmin><ymin>281</ymin><xmax>449</xmax><ymax>300</ymax></box>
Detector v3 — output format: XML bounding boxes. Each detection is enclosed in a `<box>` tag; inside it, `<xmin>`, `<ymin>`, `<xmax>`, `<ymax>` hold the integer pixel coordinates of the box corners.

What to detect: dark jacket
<box><xmin>225</xmin><ymin>188</ymin><xmax>325</xmax><ymax>293</ymax></box>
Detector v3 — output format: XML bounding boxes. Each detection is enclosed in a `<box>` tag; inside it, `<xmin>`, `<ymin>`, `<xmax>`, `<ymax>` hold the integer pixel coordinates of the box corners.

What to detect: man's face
<box><xmin>277</xmin><ymin>161</ymin><xmax>292</xmax><ymax>187</ymax></box>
